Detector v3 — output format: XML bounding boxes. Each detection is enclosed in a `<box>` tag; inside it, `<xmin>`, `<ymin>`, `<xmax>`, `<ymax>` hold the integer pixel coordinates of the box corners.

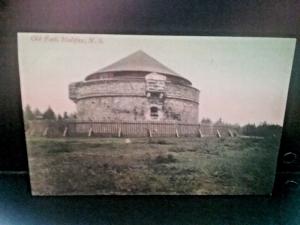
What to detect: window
<box><xmin>150</xmin><ymin>107</ymin><xmax>158</xmax><ymax>119</ymax></box>
<box><xmin>150</xmin><ymin>92</ymin><xmax>160</xmax><ymax>98</ymax></box>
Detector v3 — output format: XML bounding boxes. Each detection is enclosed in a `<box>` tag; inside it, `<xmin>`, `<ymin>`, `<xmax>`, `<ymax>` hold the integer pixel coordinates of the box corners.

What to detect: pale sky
<box><xmin>18</xmin><ymin>33</ymin><xmax>296</xmax><ymax>125</ymax></box>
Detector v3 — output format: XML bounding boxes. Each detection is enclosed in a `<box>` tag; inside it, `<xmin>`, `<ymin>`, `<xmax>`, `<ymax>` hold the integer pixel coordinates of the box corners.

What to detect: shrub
<box><xmin>168</xmin><ymin>147</ymin><xmax>183</xmax><ymax>152</ymax></box>
<box><xmin>153</xmin><ymin>154</ymin><xmax>177</xmax><ymax>164</ymax></box>
<box><xmin>148</xmin><ymin>139</ymin><xmax>170</xmax><ymax>145</ymax></box>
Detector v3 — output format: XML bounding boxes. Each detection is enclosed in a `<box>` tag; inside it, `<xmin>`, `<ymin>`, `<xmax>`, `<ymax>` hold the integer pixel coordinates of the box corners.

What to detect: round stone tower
<box><xmin>69</xmin><ymin>50</ymin><xmax>200</xmax><ymax>123</ymax></box>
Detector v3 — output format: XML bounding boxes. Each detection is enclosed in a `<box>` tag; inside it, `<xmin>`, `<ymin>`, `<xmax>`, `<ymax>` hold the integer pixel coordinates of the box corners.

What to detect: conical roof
<box><xmin>85</xmin><ymin>50</ymin><xmax>191</xmax><ymax>84</ymax></box>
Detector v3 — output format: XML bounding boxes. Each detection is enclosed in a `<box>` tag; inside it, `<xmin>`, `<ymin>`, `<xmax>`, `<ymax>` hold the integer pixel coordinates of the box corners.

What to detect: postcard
<box><xmin>18</xmin><ymin>33</ymin><xmax>296</xmax><ymax>195</ymax></box>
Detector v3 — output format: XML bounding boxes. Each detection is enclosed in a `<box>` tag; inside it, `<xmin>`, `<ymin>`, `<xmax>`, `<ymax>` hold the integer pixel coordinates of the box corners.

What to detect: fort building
<box><xmin>69</xmin><ymin>50</ymin><xmax>200</xmax><ymax>123</ymax></box>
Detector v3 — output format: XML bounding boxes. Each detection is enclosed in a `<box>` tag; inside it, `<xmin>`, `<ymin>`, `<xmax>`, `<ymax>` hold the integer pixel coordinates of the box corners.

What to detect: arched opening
<box><xmin>150</xmin><ymin>106</ymin><xmax>158</xmax><ymax>119</ymax></box>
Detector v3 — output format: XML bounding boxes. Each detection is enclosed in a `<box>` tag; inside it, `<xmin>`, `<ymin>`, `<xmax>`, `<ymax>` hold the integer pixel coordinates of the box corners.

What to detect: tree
<box><xmin>256</xmin><ymin>122</ymin><xmax>282</xmax><ymax>137</ymax></box>
<box><xmin>63</xmin><ymin>111</ymin><xmax>69</xmax><ymax>120</ymax></box>
<box><xmin>242</xmin><ymin>124</ymin><xmax>257</xmax><ymax>136</ymax></box>
<box><xmin>43</xmin><ymin>106</ymin><xmax>56</xmax><ymax>120</ymax></box>
<box><xmin>69</xmin><ymin>112</ymin><xmax>77</xmax><ymax>119</ymax></box>
<box><xmin>214</xmin><ymin>118</ymin><xmax>224</xmax><ymax>125</ymax></box>
<box><xmin>24</xmin><ymin>105</ymin><xmax>35</xmax><ymax>120</ymax></box>
<box><xmin>33</xmin><ymin>108</ymin><xmax>43</xmax><ymax>119</ymax></box>
<box><xmin>57</xmin><ymin>114</ymin><xmax>63</xmax><ymax>121</ymax></box>
<box><xmin>201</xmin><ymin>118</ymin><xmax>212</xmax><ymax>124</ymax></box>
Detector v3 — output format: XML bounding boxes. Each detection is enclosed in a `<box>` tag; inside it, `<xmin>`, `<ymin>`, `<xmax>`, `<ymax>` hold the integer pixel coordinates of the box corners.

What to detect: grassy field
<box><xmin>26</xmin><ymin>136</ymin><xmax>280</xmax><ymax>195</ymax></box>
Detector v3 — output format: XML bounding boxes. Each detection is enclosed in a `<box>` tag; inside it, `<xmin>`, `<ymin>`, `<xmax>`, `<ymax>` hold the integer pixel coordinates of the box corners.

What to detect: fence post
<box><xmin>63</xmin><ymin>127</ymin><xmax>68</xmax><ymax>137</ymax></box>
<box><xmin>148</xmin><ymin>128</ymin><xmax>152</xmax><ymax>138</ymax></box>
<box><xmin>216</xmin><ymin>129</ymin><xmax>221</xmax><ymax>138</ymax></box>
<box><xmin>42</xmin><ymin>127</ymin><xmax>49</xmax><ymax>137</ymax></box>
<box><xmin>175</xmin><ymin>128</ymin><xmax>180</xmax><ymax>138</ymax></box>
<box><xmin>88</xmin><ymin>127</ymin><xmax>93</xmax><ymax>137</ymax></box>
<box><xmin>198</xmin><ymin>129</ymin><xmax>203</xmax><ymax>138</ymax></box>
<box><xmin>118</xmin><ymin>127</ymin><xmax>122</xmax><ymax>138</ymax></box>
<box><xmin>228</xmin><ymin>129</ymin><xmax>234</xmax><ymax>137</ymax></box>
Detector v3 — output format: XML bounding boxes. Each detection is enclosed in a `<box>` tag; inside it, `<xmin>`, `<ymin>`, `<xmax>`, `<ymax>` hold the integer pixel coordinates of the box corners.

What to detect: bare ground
<box><xmin>26</xmin><ymin>137</ymin><xmax>280</xmax><ymax>195</ymax></box>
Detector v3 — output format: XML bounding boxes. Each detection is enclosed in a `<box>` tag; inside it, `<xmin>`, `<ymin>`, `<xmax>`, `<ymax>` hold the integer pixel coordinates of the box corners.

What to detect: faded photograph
<box><xmin>18</xmin><ymin>33</ymin><xmax>296</xmax><ymax>195</ymax></box>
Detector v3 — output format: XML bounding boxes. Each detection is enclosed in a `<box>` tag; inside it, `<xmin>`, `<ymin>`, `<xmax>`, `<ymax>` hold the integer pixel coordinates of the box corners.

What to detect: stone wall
<box><xmin>70</xmin><ymin>79</ymin><xmax>199</xmax><ymax>103</ymax></box>
<box><xmin>164</xmin><ymin>99</ymin><xmax>199</xmax><ymax>123</ymax></box>
<box><xmin>166</xmin><ymin>83</ymin><xmax>199</xmax><ymax>103</ymax></box>
<box><xmin>70</xmin><ymin>77</ymin><xmax>200</xmax><ymax>123</ymax></box>
<box><xmin>70</xmin><ymin>80</ymin><xmax>146</xmax><ymax>100</ymax></box>
<box><xmin>76</xmin><ymin>96</ymin><xmax>148</xmax><ymax>121</ymax></box>
<box><xmin>76</xmin><ymin>96</ymin><xmax>198</xmax><ymax>123</ymax></box>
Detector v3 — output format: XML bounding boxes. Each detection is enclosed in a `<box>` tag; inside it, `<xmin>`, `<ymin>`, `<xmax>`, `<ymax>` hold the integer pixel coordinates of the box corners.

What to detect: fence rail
<box><xmin>27</xmin><ymin>120</ymin><xmax>239</xmax><ymax>138</ymax></box>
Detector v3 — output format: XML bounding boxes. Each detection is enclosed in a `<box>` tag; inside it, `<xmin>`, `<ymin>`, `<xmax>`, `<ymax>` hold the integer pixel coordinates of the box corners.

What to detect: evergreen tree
<box><xmin>43</xmin><ymin>106</ymin><xmax>56</xmax><ymax>120</ymax></box>
<box><xmin>214</xmin><ymin>118</ymin><xmax>224</xmax><ymax>125</ymax></box>
<box><xmin>24</xmin><ymin>105</ymin><xmax>35</xmax><ymax>120</ymax></box>
<box><xmin>69</xmin><ymin>112</ymin><xmax>77</xmax><ymax>119</ymax></box>
<box><xmin>57</xmin><ymin>114</ymin><xmax>63</xmax><ymax>121</ymax></box>
<box><xmin>33</xmin><ymin>108</ymin><xmax>43</xmax><ymax>119</ymax></box>
<box><xmin>63</xmin><ymin>111</ymin><xmax>69</xmax><ymax>120</ymax></box>
<box><xmin>242</xmin><ymin>124</ymin><xmax>257</xmax><ymax>136</ymax></box>
<box><xmin>201</xmin><ymin>118</ymin><xmax>212</xmax><ymax>124</ymax></box>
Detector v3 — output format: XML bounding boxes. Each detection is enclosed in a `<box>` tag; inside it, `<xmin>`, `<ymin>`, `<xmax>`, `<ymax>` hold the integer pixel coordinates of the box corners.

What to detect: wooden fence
<box><xmin>27</xmin><ymin>120</ymin><xmax>239</xmax><ymax>138</ymax></box>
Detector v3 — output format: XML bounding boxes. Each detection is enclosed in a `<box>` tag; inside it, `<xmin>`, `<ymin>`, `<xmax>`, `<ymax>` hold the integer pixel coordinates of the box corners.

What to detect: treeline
<box><xmin>201</xmin><ymin>118</ymin><xmax>239</xmax><ymax>126</ymax></box>
<box><xmin>201</xmin><ymin>117</ymin><xmax>282</xmax><ymax>137</ymax></box>
<box><xmin>23</xmin><ymin>105</ymin><xmax>76</xmax><ymax>121</ymax></box>
<box><xmin>241</xmin><ymin>122</ymin><xmax>282</xmax><ymax>138</ymax></box>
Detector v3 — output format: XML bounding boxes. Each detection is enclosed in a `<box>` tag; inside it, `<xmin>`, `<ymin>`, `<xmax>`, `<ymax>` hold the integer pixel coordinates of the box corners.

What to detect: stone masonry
<box><xmin>69</xmin><ymin>50</ymin><xmax>200</xmax><ymax>123</ymax></box>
